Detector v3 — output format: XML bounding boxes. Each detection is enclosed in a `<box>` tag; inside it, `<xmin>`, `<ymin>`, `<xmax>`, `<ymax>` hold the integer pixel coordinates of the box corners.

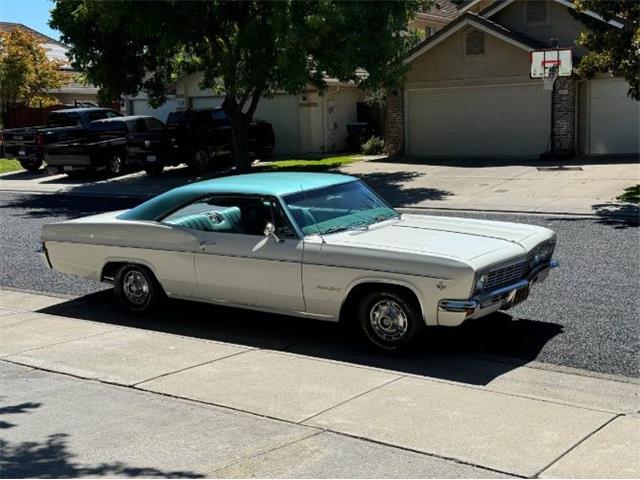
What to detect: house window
<box><xmin>465</xmin><ymin>29</ymin><xmax>484</xmax><ymax>55</ymax></box>
<box><xmin>526</xmin><ymin>0</ymin><xmax>547</xmax><ymax>23</ymax></box>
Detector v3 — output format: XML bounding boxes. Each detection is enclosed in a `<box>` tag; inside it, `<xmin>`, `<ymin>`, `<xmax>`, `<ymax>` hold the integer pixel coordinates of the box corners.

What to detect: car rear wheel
<box><xmin>107</xmin><ymin>155</ymin><xmax>124</xmax><ymax>176</ymax></box>
<box><xmin>191</xmin><ymin>150</ymin><xmax>210</xmax><ymax>174</ymax></box>
<box><xmin>20</xmin><ymin>158</ymin><xmax>43</xmax><ymax>173</ymax></box>
<box><xmin>357</xmin><ymin>289</ymin><xmax>423</xmax><ymax>351</ymax></box>
<box><xmin>114</xmin><ymin>264</ymin><xmax>163</xmax><ymax>313</ymax></box>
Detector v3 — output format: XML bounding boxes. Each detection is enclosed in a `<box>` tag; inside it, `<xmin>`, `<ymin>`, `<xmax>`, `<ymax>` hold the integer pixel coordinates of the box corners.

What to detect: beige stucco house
<box><xmin>126</xmin><ymin>72</ymin><xmax>363</xmax><ymax>157</ymax></box>
<box><xmin>390</xmin><ymin>0</ymin><xmax>639</xmax><ymax>158</ymax></box>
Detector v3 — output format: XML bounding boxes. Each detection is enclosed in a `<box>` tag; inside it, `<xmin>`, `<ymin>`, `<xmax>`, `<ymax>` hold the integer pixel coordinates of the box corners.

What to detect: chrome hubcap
<box><xmin>369</xmin><ymin>300</ymin><xmax>409</xmax><ymax>342</ymax></box>
<box><xmin>123</xmin><ymin>270</ymin><xmax>149</xmax><ymax>305</ymax></box>
<box><xmin>109</xmin><ymin>157</ymin><xmax>122</xmax><ymax>174</ymax></box>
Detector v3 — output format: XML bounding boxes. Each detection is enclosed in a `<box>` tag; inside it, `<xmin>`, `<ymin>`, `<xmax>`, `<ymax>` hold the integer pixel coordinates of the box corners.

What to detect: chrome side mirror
<box><xmin>264</xmin><ymin>222</ymin><xmax>282</xmax><ymax>242</ymax></box>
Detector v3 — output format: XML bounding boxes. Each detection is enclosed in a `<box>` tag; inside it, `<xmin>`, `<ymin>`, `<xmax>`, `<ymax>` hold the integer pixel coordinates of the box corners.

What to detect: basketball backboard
<box><xmin>530</xmin><ymin>48</ymin><xmax>573</xmax><ymax>78</ymax></box>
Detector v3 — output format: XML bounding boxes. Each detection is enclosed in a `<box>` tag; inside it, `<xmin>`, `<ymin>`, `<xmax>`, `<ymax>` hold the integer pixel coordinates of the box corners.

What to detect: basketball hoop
<box><xmin>542</xmin><ymin>63</ymin><xmax>559</xmax><ymax>91</ymax></box>
<box><xmin>530</xmin><ymin>48</ymin><xmax>572</xmax><ymax>90</ymax></box>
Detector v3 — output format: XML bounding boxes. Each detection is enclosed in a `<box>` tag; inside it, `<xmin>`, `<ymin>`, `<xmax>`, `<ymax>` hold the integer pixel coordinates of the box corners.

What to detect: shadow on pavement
<box><xmin>0</xmin><ymin>193</ymin><xmax>142</xmax><ymax>219</ymax></box>
<box><xmin>591</xmin><ymin>202</ymin><xmax>640</xmax><ymax>229</ymax></box>
<box><xmin>0</xmin><ymin>401</ymin><xmax>202</xmax><ymax>479</ymax></box>
<box><xmin>38</xmin><ymin>290</ymin><xmax>563</xmax><ymax>387</ymax></box>
<box><xmin>356</xmin><ymin>171</ymin><xmax>453</xmax><ymax>205</ymax></box>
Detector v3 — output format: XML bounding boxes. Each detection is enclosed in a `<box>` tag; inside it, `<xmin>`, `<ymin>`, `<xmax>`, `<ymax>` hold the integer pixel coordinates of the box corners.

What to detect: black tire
<box><xmin>144</xmin><ymin>164</ymin><xmax>164</xmax><ymax>176</ymax></box>
<box><xmin>114</xmin><ymin>264</ymin><xmax>163</xmax><ymax>313</ymax></box>
<box><xmin>357</xmin><ymin>289</ymin><xmax>423</xmax><ymax>352</ymax></box>
<box><xmin>190</xmin><ymin>149</ymin><xmax>210</xmax><ymax>174</ymax></box>
<box><xmin>107</xmin><ymin>155</ymin><xmax>125</xmax><ymax>177</ymax></box>
<box><xmin>20</xmin><ymin>158</ymin><xmax>43</xmax><ymax>172</ymax></box>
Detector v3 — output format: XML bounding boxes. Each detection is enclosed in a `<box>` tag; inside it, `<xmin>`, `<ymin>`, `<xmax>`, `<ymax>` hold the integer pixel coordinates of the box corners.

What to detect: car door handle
<box><xmin>199</xmin><ymin>239</ymin><xmax>215</xmax><ymax>251</ymax></box>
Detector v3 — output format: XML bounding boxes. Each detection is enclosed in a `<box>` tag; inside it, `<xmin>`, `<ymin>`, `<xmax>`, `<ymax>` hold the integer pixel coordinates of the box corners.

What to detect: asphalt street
<box><xmin>0</xmin><ymin>191</ymin><xmax>638</xmax><ymax>378</ymax></box>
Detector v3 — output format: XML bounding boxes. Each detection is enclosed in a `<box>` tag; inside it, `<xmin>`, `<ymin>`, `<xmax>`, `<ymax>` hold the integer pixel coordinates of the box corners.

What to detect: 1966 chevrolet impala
<box><xmin>39</xmin><ymin>172</ymin><xmax>558</xmax><ymax>350</ymax></box>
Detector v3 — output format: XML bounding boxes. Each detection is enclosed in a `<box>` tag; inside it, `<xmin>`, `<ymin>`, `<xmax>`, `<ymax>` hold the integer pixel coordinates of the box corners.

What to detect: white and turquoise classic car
<box><xmin>39</xmin><ymin>172</ymin><xmax>558</xmax><ymax>350</ymax></box>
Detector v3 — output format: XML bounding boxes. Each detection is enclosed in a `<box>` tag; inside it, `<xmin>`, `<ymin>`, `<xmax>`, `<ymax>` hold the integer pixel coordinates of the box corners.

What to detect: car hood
<box><xmin>324</xmin><ymin>214</ymin><xmax>552</xmax><ymax>264</ymax></box>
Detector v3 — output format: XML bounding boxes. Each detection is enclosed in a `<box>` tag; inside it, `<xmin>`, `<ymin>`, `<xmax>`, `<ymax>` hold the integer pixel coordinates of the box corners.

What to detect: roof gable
<box><xmin>405</xmin><ymin>12</ymin><xmax>546</xmax><ymax>64</ymax></box>
<box><xmin>482</xmin><ymin>0</ymin><xmax>623</xmax><ymax>28</ymax></box>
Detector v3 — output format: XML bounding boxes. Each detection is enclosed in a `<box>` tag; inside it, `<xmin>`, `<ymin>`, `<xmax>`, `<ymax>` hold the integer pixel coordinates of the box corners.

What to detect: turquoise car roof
<box><xmin>119</xmin><ymin>172</ymin><xmax>357</xmax><ymax>221</ymax></box>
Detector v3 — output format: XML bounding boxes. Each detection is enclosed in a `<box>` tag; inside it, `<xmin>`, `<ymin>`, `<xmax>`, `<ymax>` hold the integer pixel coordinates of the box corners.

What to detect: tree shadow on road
<box><xmin>355</xmin><ymin>171</ymin><xmax>453</xmax><ymax>206</ymax></box>
<box><xmin>39</xmin><ymin>291</ymin><xmax>562</xmax><ymax>387</ymax></box>
<box><xmin>591</xmin><ymin>202</ymin><xmax>639</xmax><ymax>229</ymax></box>
<box><xmin>0</xmin><ymin>402</ymin><xmax>203</xmax><ymax>478</ymax></box>
<box><xmin>0</xmin><ymin>193</ymin><xmax>142</xmax><ymax>219</ymax></box>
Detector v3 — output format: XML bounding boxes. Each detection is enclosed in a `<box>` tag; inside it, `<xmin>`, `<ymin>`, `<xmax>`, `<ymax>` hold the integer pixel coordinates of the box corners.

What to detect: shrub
<box><xmin>361</xmin><ymin>136</ymin><xmax>385</xmax><ymax>155</ymax></box>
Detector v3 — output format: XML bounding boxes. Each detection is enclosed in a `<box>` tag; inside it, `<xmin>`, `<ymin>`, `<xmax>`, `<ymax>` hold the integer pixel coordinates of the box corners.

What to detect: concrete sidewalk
<box><xmin>1</xmin><ymin>288</ymin><xmax>638</xmax><ymax>478</ymax></box>
<box><xmin>1</xmin><ymin>156</ymin><xmax>638</xmax><ymax>216</ymax></box>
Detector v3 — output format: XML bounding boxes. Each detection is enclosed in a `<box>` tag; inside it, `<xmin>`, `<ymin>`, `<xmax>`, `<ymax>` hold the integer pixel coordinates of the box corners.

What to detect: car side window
<box><xmin>161</xmin><ymin>196</ymin><xmax>296</xmax><ymax>237</ymax></box>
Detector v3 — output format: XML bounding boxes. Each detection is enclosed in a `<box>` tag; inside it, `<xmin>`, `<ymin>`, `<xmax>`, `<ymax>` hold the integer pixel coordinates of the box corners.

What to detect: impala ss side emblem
<box><xmin>436</xmin><ymin>281</ymin><xmax>447</xmax><ymax>291</ymax></box>
<box><xmin>317</xmin><ymin>285</ymin><xmax>341</xmax><ymax>292</ymax></box>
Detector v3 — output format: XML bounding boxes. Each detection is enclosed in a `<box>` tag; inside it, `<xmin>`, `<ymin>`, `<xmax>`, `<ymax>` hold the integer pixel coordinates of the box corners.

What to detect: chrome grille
<box><xmin>484</xmin><ymin>260</ymin><xmax>527</xmax><ymax>291</ymax></box>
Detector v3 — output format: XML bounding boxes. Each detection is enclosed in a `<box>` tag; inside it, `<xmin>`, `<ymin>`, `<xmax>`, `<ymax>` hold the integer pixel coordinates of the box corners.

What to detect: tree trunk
<box><xmin>228</xmin><ymin>111</ymin><xmax>252</xmax><ymax>173</ymax></box>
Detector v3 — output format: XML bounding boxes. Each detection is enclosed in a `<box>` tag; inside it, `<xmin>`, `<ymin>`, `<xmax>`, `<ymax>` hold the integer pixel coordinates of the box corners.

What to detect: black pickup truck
<box><xmin>166</xmin><ymin>108</ymin><xmax>275</xmax><ymax>173</ymax></box>
<box><xmin>1</xmin><ymin>107</ymin><xmax>123</xmax><ymax>172</ymax></box>
<box><xmin>45</xmin><ymin>115</ymin><xmax>176</xmax><ymax>176</ymax></box>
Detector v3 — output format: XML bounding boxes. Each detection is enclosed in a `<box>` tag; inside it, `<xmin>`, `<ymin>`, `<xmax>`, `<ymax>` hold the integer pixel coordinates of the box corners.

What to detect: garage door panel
<box><xmin>407</xmin><ymin>85</ymin><xmax>551</xmax><ymax>156</ymax></box>
<box><xmin>589</xmin><ymin>79</ymin><xmax>639</xmax><ymax>155</ymax></box>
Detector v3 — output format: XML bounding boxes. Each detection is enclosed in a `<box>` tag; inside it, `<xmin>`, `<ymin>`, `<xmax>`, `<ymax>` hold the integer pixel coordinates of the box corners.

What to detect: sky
<box><xmin>1</xmin><ymin>0</ymin><xmax>61</xmax><ymax>40</ymax></box>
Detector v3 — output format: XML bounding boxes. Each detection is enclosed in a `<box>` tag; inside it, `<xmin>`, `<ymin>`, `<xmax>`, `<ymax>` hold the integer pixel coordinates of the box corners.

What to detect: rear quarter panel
<box><xmin>42</xmin><ymin>219</ymin><xmax>199</xmax><ymax>296</ymax></box>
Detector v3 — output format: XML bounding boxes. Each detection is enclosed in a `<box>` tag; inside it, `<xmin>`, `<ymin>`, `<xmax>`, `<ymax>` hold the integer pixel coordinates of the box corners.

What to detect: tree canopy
<box><xmin>50</xmin><ymin>0</ymin><xmax>427</xmax><ymax>170</ymax></box>
<box><xmin>0</xmin><ymin>28</ymin><xmax>63</xmax><ymax>107</ymax></box>
<box><xmin>573</xmin><ymin>0</ymin><xmax>639</xmax><ymax>100</ymax></box>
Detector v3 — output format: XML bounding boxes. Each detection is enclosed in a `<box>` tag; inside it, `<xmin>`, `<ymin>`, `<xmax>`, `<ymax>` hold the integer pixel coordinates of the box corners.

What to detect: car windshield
<box><xmin>282</xmin><ymin>180</ymin><xmax>398</xmax><ymax>236</ymax></box>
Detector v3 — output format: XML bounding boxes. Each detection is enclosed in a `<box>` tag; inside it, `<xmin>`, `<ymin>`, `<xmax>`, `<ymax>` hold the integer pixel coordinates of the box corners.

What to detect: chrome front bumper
<box><xmin>438</xmin><ymin>260</ymin><xmax>559</xmax><ymax>324</ymax></box>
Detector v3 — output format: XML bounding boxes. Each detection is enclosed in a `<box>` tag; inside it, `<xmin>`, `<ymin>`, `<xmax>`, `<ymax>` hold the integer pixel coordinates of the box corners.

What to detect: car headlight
<box><xmin>475</xmin><ymin>273</ymin><xmax>488</xmax><ymax>292</ymax></box>
<box><xmin>530</xmin><ymin>242</ymin><xmax>555</xmax><ymax>268</ymax></box>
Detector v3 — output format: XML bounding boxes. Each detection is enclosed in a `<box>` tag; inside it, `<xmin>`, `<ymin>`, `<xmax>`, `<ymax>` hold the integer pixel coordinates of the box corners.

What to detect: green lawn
<box><xmin>257</xmin><ymin>154</ymin><xmax>362</xmax><ymax>173</ymax></box>
<box><xmin>617</xmin><ymin>185</ymin><xmax>640</xmax><ymax>204</ymax></box>
<box><xmin>0</xmin><ymin>158</ymin><xmax>21</xmax><ymax>174</ymax></box>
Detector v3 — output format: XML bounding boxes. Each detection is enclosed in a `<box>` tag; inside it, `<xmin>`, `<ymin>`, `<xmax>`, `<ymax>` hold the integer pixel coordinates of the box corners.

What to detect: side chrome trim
<box><xmin>167</xmin><ymin>293</ymin><xmax>336</xmax><ymax>322</ymax></box>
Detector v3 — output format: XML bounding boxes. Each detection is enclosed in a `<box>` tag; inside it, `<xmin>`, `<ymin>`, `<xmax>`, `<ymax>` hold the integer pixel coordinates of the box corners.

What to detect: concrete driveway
<box><xmin>340</xmin><ymin>156</ymin><xmax>640</xmax><ymax>216</ymax></box>
<box><xmin>1</xmin><ymin>288</ymin><xmax>638</xmax><ymax>478</ymax></box>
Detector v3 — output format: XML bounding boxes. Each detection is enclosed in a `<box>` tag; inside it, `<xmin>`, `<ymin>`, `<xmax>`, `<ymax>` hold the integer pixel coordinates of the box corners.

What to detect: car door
<box><xmin>163</xmin><ymin>195</ymin><xmax>305</xmax><ymax>312</ymax></box>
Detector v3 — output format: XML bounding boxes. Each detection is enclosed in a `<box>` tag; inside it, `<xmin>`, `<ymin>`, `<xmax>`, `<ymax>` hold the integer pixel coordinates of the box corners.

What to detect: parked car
<box><xmin>45</xmin><ymin>115</ymin><xmax>176</xmax><ymax>176</ymax></box>
<box><xmin>166</xmin><ymin>108</ymin><xmax>275</xmax><ymax>173</ymax></box>
<box><xmin>38</xmin><ymin>172</ymin><xmax>558</xmax><ymax>351</ymax></box>
<box><xmin>2</xmin><ymin>107</ymin><xmax>122</xmax><ymax>172</ymax></box>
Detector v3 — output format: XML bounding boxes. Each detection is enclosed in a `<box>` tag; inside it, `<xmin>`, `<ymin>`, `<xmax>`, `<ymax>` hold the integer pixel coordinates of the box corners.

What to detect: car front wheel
<box><xmin>191</xmin><ymin>150</ymin><xmax>210</xmax><ymax>174</ymax></box>
<box><xmin>357</xmin><ymin>289</ymin><xmax>423</xmax><ymax>351</ymax></box>
<box><xmin>114</xmin><ymin>264</ymin><xmax>163</xmax><ymax>313</ymax></box>
<box><xmin>107</xmin><ymin>155</ymin><xmax>124</xmax><ymax>176</ymax></box>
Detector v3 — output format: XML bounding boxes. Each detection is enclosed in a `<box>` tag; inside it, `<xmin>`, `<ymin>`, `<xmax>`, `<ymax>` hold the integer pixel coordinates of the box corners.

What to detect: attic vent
<box><xmin>465</xmin><ymin>29</ymin><xmax>484</xmax><ymax>55</ymax></box>
<box><xmin>526</xmin><ymin>1</ymin><xmax>547</xmax><ymax>23</ymax></box>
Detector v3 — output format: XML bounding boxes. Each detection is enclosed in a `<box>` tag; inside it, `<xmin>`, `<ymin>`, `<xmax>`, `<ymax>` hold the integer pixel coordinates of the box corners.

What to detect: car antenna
<box><xmin>300</xmin><ymin>184</ymin><xmax>325</xmax><ymax>243</ymax></box>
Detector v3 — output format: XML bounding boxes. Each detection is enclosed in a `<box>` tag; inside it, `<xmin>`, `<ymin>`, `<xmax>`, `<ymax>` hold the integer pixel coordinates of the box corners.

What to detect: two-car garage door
<box><xmin>406</xmin><ymin>84</ymin><xmax>551</xmax><ymax>156</ymax></box>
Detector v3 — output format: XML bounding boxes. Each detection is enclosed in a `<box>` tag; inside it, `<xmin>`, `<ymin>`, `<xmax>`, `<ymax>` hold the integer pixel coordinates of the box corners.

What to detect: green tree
<box><xmin>0</xmin><ymin>28</ymin><xmax>63</xmax><ymax>107</ymax></box>
<box><xmin>50</xmin><ymin>0</ymin><xmax>426</xmax><ymax>171</ymax></box>
<box><xmin>573</xmin><ymin>0</ymin><xmax>640</xmax><ymax>100</ymax></box>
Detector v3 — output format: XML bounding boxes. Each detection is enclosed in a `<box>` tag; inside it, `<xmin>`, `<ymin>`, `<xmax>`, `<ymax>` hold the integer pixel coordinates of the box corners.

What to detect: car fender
<box><xmin>340</xmin><ymin>276</ymin><xmax>427</xmax><ymax>324</ymax></box>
